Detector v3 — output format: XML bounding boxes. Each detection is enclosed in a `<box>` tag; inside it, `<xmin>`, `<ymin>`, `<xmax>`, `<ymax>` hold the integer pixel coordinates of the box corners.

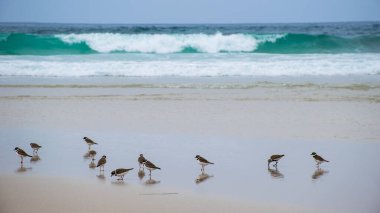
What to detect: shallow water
<box><xmin>1</xmin><ymin>129</ymin><xmax>380</xmax><ymax>213</ymax></box>
<box><xmin>0</xmin><ymin>76</ymin><xmax>380</xmax><ymax>213</ymax></box>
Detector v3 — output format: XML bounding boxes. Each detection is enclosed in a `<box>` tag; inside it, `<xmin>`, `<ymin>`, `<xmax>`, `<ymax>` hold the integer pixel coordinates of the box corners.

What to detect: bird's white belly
<box><xmin>146</xmin><ymin>167</ymin><xmax>156</xmax><ymax>171</ymax></box>
<box><xmin>198</xmin><ymin>161</ymin><xmax>209</xmax><ymax>166</ymax></box>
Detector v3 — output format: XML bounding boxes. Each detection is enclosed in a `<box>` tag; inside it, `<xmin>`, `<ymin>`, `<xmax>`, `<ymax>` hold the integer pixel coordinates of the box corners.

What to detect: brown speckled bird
<box><xmin>268</xmin><ymin>154</ymin><xmax>285</xmax><ymax>167</ymax></box>
<box><xmin>30</xmin><ymin>143</ymin><xmax>42</xmax><ymax>154</ymax></box>
<box><xmin>143</xmin><ymin>160</ymin><xmax>160</xmax><ymax>176</ymax></box>
<box><xmin>311</xmin><ymin>152</ymin><xmax>329</xmax><ymax>166</ymax></box>
<box><xmin>138</xmin><ymin>154</ymin><xmax>147</xmax><ymax>169</ymax></box>
<box><xmin>14</xmin><ymin>147</ymin><xmax>32</xmax><ymax>164</ymax></box>
<box><xmin>83</xmin><ymin>137</ymin><xmax>98</xmax><ymax>150</ymax></box>
<box><xmin>97</xmin><ymin>155</ymin><xmax>107</xmax><ymax>172</ymax></box>
<box><xmin>111</xmin><ymin>168</ymin><xmax>134</xmax><ymax>181</ymax></box>
<box><xmin>195</xmin><ymin>155</ymin><xmax>214</xmax><ymax>172</ymax></box>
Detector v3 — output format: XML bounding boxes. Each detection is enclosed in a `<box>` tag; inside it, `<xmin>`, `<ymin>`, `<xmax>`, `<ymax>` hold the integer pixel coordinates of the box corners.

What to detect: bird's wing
<box><xmin>18</xmin><ymin>149</ymin><xmax>32</xmax><ymax>157</ymax></box>
<box><xmin>116</xmin><ymin>168</ymin><xmax>133</xmax><ymax>173</ymax></box>
<box><xmin>314</xmin><ymin>155</ymin><xmax>328</xmax><ymax>162</ymax></box>
<box><xmin>198</xmin><ymin>156</ymin><xmax>211</xmax><ymax>164</ymax></box>
<box><xmin>30</xmin><ymin>143</ymin><xmax>38</xmax><ymax>148</ymax></box>
<box><xmin>86</xmin><ymin>138</ymin><xmax>97</xmax><ymax>144</ymax></box>
<box><xmin>146</xmin><ymin>161</ymin><xmax>160</xmax><ymax>169</ymax></box>
<box><xmin>271</xmin><ymin>155</ymin><xmax>284</xmax><ymax>160</ymax></box>
<box><xmin>97</xmin><ymin>157</ymin><xmax>106</xmax><ymax>167</ymax></box>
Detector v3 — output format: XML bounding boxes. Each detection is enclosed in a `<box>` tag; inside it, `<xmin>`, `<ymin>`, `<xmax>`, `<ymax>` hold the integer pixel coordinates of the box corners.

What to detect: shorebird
<box><xmin>83</xmin><ymin>137</ymin><xmax>98</xmax><ymax>150</ymax></box>
<box><xmin>14</xmin><ymin>147</ymin><xmax>32</xmax><ymax>164</ymax></box>
<box><xmin>195</xmin><ymin>155</ymin><xmax>214</xmax><ymax>172</ymax></box>
<box><xmin>138</xmin><ymin>154</ymin><xmax>147</xmax><ymax>169</ymax></box>
<box><xmin>97</xmin><ymin>155</ymin><xmax>107</xmax><ymax>172</ymax></box>
<box><xmin>30</xmin><ymin>143</ymin><xmax>42</xmax><ymax>154</ymax></box>
<box><xmin>311</xmin><ymin>152</ymin><xmax>329</xmax><ymax>166</ymax></box>
<box><xmin>267</xmin><ymin>154</ymin><xmax>285</xmax><ymax>167</ymax></box>
<box><xmin>88</xmin><ymin>150</ymin><xmax>97</xmax><ymax>160</ymax></box>
<box><xmin>143</xmin><ymin>160</ymin><xmax>161</xmax><ymax>176</ymax></box>
<box><xmin>111</xmin><ymin>168</ymin><xmax>134</xmax><ymax>181</ymax></box>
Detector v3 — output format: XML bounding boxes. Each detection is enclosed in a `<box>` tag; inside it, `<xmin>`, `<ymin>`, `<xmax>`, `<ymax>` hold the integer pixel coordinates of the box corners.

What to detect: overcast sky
<box><xmin>0</xmin><ymin>0</ymin><xmax>379</xmax><ymax>24</ymax></box>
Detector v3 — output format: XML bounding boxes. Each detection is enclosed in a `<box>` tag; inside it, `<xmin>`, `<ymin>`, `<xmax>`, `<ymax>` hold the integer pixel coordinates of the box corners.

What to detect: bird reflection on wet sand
<box><xmin>145</xmin><ymin>176</ymin><xmax>160</xmax><ymax>185</ymax></box>
<box><xmin>15</xmin><ymin>165</ymin><xmax>31</xmax><ymax>173</ymax></box>
<box><xmin>83</xmin><ymin>151</ymin><xmax>91</xmax><ymax>159</ymax></box>
<box><xmin>111</xmin><ymin>180</ymin><xmax>127</xmax><ymax>185</ymax></box>
<box><xmin>89</xmin><ymin>159</ymin><xmax>96</xmax><ymax>168</ymax></box>
<box><xmin>195</xmin><ymin>172</ymin><xmax>214</xmax><ymax>184</ymax></box>
<box><xmin>312</xmin><ymin>168</ymin><xmax>329</xmax><ymax>180</ymax></box>
<box><xmin>30</xmin><ymin>154</ymin><xmax>41</xmax><ymax>163</ymax></box>
<box><xmin>267</xmin><ymin>166</ymin><xmax>284</xmax><ymax>179</ymax></box>
<box><xmin>97</xmin><ymin>174</ymin><xmax>106</xmax><ymax>181</ymax></box>
<box><xmin>138</xmin><ymin>168</ymin><xmax>145</xmax><ymax>180</ymax></box>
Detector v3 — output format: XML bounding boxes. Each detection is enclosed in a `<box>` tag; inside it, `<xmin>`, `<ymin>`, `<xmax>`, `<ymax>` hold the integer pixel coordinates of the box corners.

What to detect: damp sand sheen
<box><xmin>1</xmin><ymin>22</ymin><xmax>380</xmax><ymax>213</ymax></box>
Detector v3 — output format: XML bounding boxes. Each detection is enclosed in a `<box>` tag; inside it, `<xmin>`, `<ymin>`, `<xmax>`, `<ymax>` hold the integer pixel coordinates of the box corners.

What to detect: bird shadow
<box><xmin>195</xmin><ymin>172</ymin><xmax>214</xmax><ymax>184</ymax></box>
<box><xmin>30</xmin><ymin>154</ymin><xmax>41</xmax><ymax>163</ymax></box>
<box><xmin>138</xmin><ymin>168</ymin><xmax>146</xmax><ymax>180</ymax></box>
<box><xmin>89</xmin><ymin>160</ymin><xmax>96</xmax><ymax>169</ymax></box>
<box><xmin>312</xmin><ymin>168</ymin><xmax>329</xmax><ymax>180</ymax></box>
<box><xmin>267</xmin><ymin>166</ymin><xmax>284</xmax><ymax>179</ymax></box>
<box><xmin>83</xmin><ymin>151</ymin><xmax>91</xmax><ymax>159</ymax></box>
<box><xmin>145</xmin><ymin>177</ymin><xmax>160</xmax><ymax>185</ymax></box>
<box><xmin>111</xmin><ymin>180</ymin><xmax>128</xmax><ymax>185</ymax></box>
<box><xmin>15</xmin><ymin>164</ymin><xmax>32</xmax><ymax>173</ymax></box>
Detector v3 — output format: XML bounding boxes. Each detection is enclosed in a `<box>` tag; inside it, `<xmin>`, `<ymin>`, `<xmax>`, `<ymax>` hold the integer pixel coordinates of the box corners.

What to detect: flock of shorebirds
<box><xmin>14</xmin><ymin>136</ymin><xmax>330</xmax><ymax>182</ymax></box>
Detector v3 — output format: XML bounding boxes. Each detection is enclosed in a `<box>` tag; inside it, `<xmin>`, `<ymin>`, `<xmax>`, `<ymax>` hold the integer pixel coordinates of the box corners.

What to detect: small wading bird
<box><xmin>83</xmin><ymin>137</ymin><xmax>98</xmax><ymax>150</ymax></box>
<box><xmin>30</xmin><ymin>143</ymin><xmax>42</xmax><ymax>154</ymax></box>
<box><xmin>195</xmin><ymin>155</ymin><xmax>214</xmax><ymax>172</ymax></box>
<box><xmin>88</xmin><ymin>150</ymin><xmax>97</xmax><ymax>160</ymax></box>
<box><xmin>143</xmin><ymin>160</ymin><xmax>161</xmax><ymax>176</ymax></box>
<box><xmin>111</xmin><ymin>168</ymin><xmax>134</xmax><ymax>181</ymax></box>
<box><xmin>138</xmin><ymin>154</ymin><xmax>147</xmax><ymax>170</ymax></box>
<box><xmin>311</xmin><ymin>152</ymin><xmax>329</xmax><ymax>167</ymax></box>
<box><xmin>97</xmin><ymin>155</ymin><xmax>107</xmax><ymax>172</ymax></box>
<box><xmin>267</xmin><ymin>154</ymin><xmax>285</xmax><ymax>167</ymax></box>
<box><xmin>14</xmin><ymin>147</ymin><xmax>32</xmax><ymax>164</ymax></box>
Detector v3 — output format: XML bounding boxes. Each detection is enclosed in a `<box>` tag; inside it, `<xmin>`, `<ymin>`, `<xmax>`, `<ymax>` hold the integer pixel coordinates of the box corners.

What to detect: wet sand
<box><xmin>0</xmin><ymin>76</ymin><xmax>380</xmax><ymax>213</ymax></box>
<box><xmin>0</xmin><ymin>175</ymin><xmax>327</xmax><ymax>213</ymax></box>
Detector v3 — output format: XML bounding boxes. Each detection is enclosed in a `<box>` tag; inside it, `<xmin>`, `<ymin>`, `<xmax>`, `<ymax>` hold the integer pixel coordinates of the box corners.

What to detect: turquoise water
<box><xmin>0</xmin><ymin>22</ymin><xmax>379</xmax><ymax>77</ymax></box>
<box><xmin>1</xmin><ymin>22</ymin><xmax>380</xmax><ymax>55</ymax></box>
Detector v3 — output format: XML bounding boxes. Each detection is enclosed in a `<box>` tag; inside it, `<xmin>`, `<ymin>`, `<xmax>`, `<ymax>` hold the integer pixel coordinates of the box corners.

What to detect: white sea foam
<box><xmin>56</xmin><ymin>33</ymin><xmax>280</xmax><ymax>53</ymax></box>
<box><xmin>0</xmin><ymin>54</ymin><xmax>379</xmax><ymax>77</ymax></box>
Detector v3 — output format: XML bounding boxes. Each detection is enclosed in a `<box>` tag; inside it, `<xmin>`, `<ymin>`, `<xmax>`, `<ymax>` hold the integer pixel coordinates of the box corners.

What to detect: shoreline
<box><xmin>1</xmin><ymin>75</ymin><xmax>379</xmax><ymax>213</ymax></box>
<box><xmin>0</xmin><ymin>175</ymin><xmax>331</xmax><ymax>213</ymax></box>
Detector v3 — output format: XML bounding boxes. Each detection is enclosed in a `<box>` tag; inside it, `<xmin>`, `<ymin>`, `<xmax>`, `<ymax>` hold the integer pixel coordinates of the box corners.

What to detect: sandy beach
<box><xmin>0</xmin><ymin>175</ymin><xmax>326</xmax><ymax>213</ymax></box>
<box><xmin>1</xmin><ymin>76</ymin><xmax>380</xmax><ymax>213</ymax></box>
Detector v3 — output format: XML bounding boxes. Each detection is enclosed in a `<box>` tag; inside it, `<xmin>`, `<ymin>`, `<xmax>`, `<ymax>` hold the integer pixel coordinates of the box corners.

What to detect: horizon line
<box><xmin>0</xmin><ymin>20</ymin><xmax>379</xmax><ymax>25</ymax></box>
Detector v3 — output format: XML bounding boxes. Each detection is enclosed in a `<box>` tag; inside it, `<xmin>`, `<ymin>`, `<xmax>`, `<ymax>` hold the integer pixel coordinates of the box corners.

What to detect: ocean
<box><xmin>0</xmin><ymin>22</ymin><xmax>379</xmax><ymax>77</ymax></box>
<box><xmin>1</xmin><ymin>22</ymin><xmax>380</xmax><ymax>213</ymax></box>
